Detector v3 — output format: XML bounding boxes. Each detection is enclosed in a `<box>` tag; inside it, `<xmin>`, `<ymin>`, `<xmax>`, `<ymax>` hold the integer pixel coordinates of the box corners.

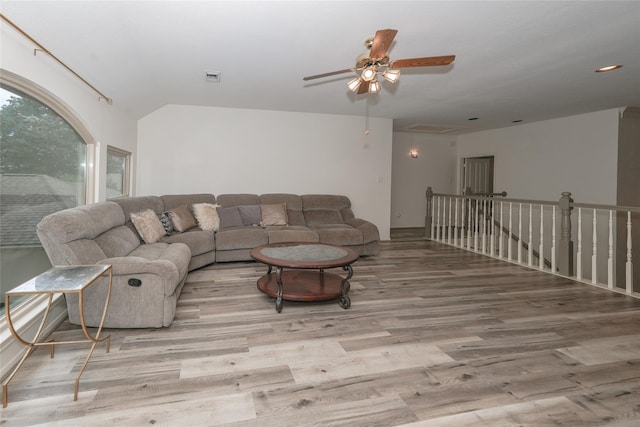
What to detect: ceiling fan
<box><xmin>303</xmin><ymin>29</ymin><xmax>455</xmax><ymax>94</ymax></box>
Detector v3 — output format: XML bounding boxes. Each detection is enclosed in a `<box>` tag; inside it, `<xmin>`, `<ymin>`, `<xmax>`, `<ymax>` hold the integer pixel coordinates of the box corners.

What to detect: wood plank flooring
<box><xmin>2</xmin><ymin>237</ymin><xmax>640</xmax><ymax>426</ymax></box>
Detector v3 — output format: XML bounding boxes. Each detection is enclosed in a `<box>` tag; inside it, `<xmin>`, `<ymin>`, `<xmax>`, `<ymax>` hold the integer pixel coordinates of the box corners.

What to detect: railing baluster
<box><xmin>518</xmin><ymin>203</ymin><xmax>523</xmax><ymax>264</ymax></box>
<box><xmin>487</xmin><ymin>199</ymin><xmax>496</xmax><ymax>256</ymax></box>
<box><xmin>436</xmin><ymin>196</ymin><xmax>441</xmax><ymax>242</ymax></box>
<box><xmin>430</xmin><ymin>195</ymin><xmax>435</xmax><ymax>241</ymax></box>
<box><xmin>481</xmin><ymin>199</ymin><xmax>487</xmax><ymax>254</ymax></box>
<box><xmin>467</xmin><ymin>199</ymin><xmax>472</xmax><ymax>251</ymax></box>
<box><xmin>592</xmin><ymin>209</ymin><xmax>598</xmax><ymax>284</ymax></box>
<box><xmin>508</xmin><ymin>202</ymin><xmax>513</xmax><ymax>261</ymax></box>
<box><xmin>626</xmin><ymin>211</ymin><xmax>633</xmax><ymax>294</ymax></box>
<box><xmin>448</xmin><ymin>197</ymin><xmax>453</xmax><ymax>245</ymax></box>
<box><xmin>577</xmin><ymin>208</ymin><xmax>582</xmax><ymax>281</ymax></box>
<box><xmin>528</xmin><ymin>204</ymin><xmax>533</xmax><ymax>267</ymax></box>
<box><xmin>499</xmin><ymin>201</ymin><xmax>504</xmax><ymax>259</ymax></box>
<box><xmin>551</xmin><ymin>206</ymin><xmax>556</xmax><ymax>273</ymax></box>
<box><xmin>454</xmin><ymin>198</ymin><xmax>459</xmax><ymax>246</ymax></box>
<box><xmin>608</xmin><ymin>210</ymin><xmax>614</xmax><ymax>289</ymax></box>
<box><xmin>539</xmin><ymin>205</ymin><xmax>544</xmax><ymax>270</ymax></box>
<box><xmin>460</xmin><ymin>198</ymin><xmax>466</xmax><ymax>248</ymax></box>
<box><xmin>474</xmin><ymin>200</ymin><xmax>479</xmax><ymax>251</ymax></box>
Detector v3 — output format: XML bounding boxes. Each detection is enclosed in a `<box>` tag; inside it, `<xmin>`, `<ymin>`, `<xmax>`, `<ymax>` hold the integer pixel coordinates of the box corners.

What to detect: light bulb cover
<box><xmin>382</xmin><ymin>69</ymin><xmax>400</xmax><ymax>83</ymax></box>
<box><xmin>347</xmin><ymin>77</ymin><xmax>363</xmax><ymax>92</ymax></box>
<box><xmin>369</xmin><ymin>80</ymin><xmax>380</xmax><ymax>94</ymax></box>
<box><xmin>361</xmin><ymin>67</ymin><xmax>377</xmax><ymax>82</ymax></box>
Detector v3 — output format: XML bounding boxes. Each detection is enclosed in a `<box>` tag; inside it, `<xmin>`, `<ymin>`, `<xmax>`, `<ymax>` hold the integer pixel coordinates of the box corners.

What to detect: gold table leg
<box><xmin>1</xmin><ymin>267</ymin><xmax>113</xmax><ymax>407</ymax></box>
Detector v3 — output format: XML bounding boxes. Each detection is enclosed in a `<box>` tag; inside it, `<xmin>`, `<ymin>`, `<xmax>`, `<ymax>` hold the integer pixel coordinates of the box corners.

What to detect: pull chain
<box><xmin>364</xmin><ymin>98</ymin><xmax>370</xmax><ymax>135</ymax></box>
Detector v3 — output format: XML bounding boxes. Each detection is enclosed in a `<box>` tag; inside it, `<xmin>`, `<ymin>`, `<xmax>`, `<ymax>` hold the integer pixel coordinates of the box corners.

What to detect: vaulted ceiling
<box><xmin>2</xmin><ymin>1</ymin><xmax>639</xmax><ymax>134</ymax></box>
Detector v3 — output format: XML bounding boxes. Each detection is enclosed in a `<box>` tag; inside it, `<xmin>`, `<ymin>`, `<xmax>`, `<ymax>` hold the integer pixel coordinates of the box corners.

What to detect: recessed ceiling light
<box><xmin>595</xmin><ymin>65</ymin><xmax>622</xmax><ymax>73</ymax></box>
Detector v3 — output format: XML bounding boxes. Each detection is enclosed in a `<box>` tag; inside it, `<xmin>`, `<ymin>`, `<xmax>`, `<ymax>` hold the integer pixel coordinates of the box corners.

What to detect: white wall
<box><xmin>1</xmin><ymin>23</ymin><xmax>138</xmax><ymax>201</ymax></box>
<box><xmin>456</xmin><ymin>109</ymin><xmax>620</xmax><ymax>204</ymax></box>
<box><xmin>391</xmin><ymin>132</ymin><xmax>457</xmax><ymax>228</ymax></box>
<box><xmin>137</xmin><ymin>105</ymin><xmax>393</xmax><ymax>240</ymax></box>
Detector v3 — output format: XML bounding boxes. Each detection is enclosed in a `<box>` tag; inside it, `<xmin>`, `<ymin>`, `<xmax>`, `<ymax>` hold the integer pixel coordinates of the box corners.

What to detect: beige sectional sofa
<box><xmin>36</xmin><ymin>193</ymin><xmax>380</xmax><ymax>328</ymax></box>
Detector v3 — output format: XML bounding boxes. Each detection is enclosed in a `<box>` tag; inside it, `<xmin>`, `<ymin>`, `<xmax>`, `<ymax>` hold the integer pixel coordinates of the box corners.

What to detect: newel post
<box><xmin>558</xmin><ymin>191</ymin><xmax>574</xmax><ymax>275</ymax></box>
<box><xmin>425</xmin><ymin>187</ymin><xmax>434</xmax><ymax>239</ymax></box>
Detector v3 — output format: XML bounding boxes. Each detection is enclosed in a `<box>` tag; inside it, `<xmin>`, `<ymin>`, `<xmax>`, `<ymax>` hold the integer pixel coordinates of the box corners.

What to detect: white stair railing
<box><xmin>425</xmin><ymin>188</ymin><xmax>639</xmax><ymax>299</ymax></box>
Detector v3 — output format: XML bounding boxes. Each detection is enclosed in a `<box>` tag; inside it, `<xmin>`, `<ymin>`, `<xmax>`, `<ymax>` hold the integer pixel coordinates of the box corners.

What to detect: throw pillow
<box><xmin>216</xmin><ymin>206</ymin><xmax>243</xmax><ymax>229</ymax></box>
<box><xmin>158</xmin><ymin>212</ymin><xmax>174</xmax><ymax>235</ymax></box>
<box><xmin>260</xmin><ymin>203</ymin><xmax>288</xmax><ymax>226</ymax></box>
<box><xmin>167</xmin><ymin>205</ymin><xmax>197</xmax><ymax>232</ymax></box>
<box><xmin>238</xmin><ymin>205</ymin><xmax>262</xmax><ymax>226</ymax></box>
<box><xmin>130</xmin><ymin>209</ymin><xmax>166</xmax><ymax>244</ymax></box>
<box><xmin>193</xmin><ymin>203</ymin><xmax>220</xmax><ymax>231</ymax></box>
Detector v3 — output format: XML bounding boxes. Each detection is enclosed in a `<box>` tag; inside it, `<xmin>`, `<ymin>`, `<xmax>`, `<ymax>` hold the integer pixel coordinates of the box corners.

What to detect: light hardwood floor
<box><xmin>2</xmin><ymin>237</ymin><xmax>640</xmax><ymax>426</ymax></box>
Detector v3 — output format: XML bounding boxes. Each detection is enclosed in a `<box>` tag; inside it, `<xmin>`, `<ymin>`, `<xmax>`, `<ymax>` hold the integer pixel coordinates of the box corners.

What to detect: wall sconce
<box><xmin>410</xmin><ymin>148</ymin><xmax>419</xmax><ymax>158</ymax></box>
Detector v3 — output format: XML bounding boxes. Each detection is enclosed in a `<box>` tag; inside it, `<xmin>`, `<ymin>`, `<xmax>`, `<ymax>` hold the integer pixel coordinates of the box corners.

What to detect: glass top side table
<box><xmin>2</xmin><ymin>265</ymin><xmax>113</xmax><ymax>408</ymax></box>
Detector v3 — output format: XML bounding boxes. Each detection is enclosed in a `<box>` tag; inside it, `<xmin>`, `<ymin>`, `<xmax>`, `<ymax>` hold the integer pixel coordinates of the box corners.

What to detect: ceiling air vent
<box><xmin>205</xmin><ymin>71</ymin><xmax>221</xmax><ymax>83</ymax></box>
<box><xmin>404</xmin><ymin>124</ymin><xmax>467</xmax><ymax>133</ymax></box>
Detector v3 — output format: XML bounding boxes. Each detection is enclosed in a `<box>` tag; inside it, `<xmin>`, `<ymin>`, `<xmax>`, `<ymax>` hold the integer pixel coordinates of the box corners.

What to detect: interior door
<box><xmin>462</xmin><ymin>156</ymin><xmax>494</xmax><ymax>195</ymax></box>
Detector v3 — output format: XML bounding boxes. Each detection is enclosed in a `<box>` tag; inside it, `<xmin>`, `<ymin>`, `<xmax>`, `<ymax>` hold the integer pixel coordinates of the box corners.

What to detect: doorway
<box><xmin>462</xmin><ymin>156</ymin><xmax>494</xmax><ymax>195</ymax></box>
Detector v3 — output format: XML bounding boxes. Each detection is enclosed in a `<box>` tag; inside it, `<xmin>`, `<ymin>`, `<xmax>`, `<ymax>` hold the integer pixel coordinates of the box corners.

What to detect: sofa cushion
<box><xmin>167</xmin><ymin>205</ymin><xmax>197</xmax><ymax>232</ymax></box>
<box><xmin>217</xmin><ymin>193</ymin><xmax>260</xmax><ymax>207</ymax></box>
<box><xmin>127</xmin><ymin>242</ymin><xmax>191</xmax><ymax>294</ymax></box>
<box><xmin>260</xmin><ymin>203</ymin><xmax>288</xmax><ymax>226</ymax></box>
<box><xmin>302</xmin><ymin>194</ymin><xmax>355</xmax><ymax>222</ymax></box>
<box><xmin>160</xmin><ymin>193</ymin><xmax>216</xmax><ymax>212</ymax></box>
<box><xmin>312</xmin><ymin>226</ymin><xmax>363</xmax><ymax>246</ymax></box>
<box><xmin>113</xmin><ymin>196</ymin><xmax>164</xmax><ymax>222</ymax></box>
<box><xmin>215</xmin><ymin>227</ymin><xmax>268</xmax><ymax>250</ymax></box>
<box><xmin>161</xmin><ymin>229</ymin><xmax>215</xmax><ymax>257</ymax></box>
<box><xmin>303</xmin><ymin>209</ymin><xmax>344</xmax><ymax>226</ymax></box>
<box><xmin>95</xmin><ymin>225</ymin><xmax>141</xmax><ymax>258</ymax></box>
<box><xmin>131</xmin><ymin>209</ymin><xmax>166</xmax><ymax>244</ymax></box>
<box><xmin>193</xmin><ymin>203</ymin><xmax>220</xmax><ymax>231</ymax></box>
<box><xmin>265</xmin><ymin>226</ymin><xmax>319</xmax><ymax>244</ymax></box>
<box><xmin>217</xmin><ymin>206</ymin><xmax>243</xmax><ymax>229</ymax></box>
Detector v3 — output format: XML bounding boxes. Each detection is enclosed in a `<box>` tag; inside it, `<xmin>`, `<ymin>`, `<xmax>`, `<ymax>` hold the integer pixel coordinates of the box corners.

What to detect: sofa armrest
<box><xmin>97</xmin><ymin>256</ymin><xmax>180</xmax><ymax>294</ymax></box>
<box><xmin>345</xmin><ymin>218</ymin><xmax>380</xmax><ymax>244</ymax></box>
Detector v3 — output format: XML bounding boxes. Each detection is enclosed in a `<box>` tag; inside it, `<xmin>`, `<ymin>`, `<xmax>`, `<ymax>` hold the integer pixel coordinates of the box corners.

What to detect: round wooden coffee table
<box><xmin>250</xmin><ymin>242</ymin><xmax>359</xmax><ymax>312</ymax></box>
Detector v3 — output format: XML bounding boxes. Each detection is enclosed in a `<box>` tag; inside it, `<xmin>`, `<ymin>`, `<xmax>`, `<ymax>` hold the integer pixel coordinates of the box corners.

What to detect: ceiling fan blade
<box><xmin>389</xmin><ymin>55</ymin><xmax>456</xmax><ymax>68</ymax></box>
<box><xmin>357</xmin><ymin>81</ymin><xmax>370</xmax><ymax>94</ymax></box>
<box><xmin>303</xmin><ymin>68</ymin><xmax>355</xmax><ymax>81</ymax></box>
<box><xmin>369</xmin><ymin>29</ymin><xmax>398</xmax><ymax>59</ymax></box>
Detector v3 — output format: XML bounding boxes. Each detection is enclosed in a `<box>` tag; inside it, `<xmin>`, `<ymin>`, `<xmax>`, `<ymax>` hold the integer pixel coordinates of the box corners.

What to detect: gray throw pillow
<box><xmin>238</xmin><ymin>205</ymin><xmax>262</xmax><ymax>226</ymax></box>
<box><xmin>217</xmin><ymin>206</ymin><xmax>243</xmax><ymax>229</ymax></box>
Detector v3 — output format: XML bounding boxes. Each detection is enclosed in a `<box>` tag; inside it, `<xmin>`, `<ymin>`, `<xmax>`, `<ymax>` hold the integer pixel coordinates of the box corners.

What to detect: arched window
<box><xmin>0</xmin><ymin>71</ymin><xmax>95</xmax><ymax>313</ymax></box>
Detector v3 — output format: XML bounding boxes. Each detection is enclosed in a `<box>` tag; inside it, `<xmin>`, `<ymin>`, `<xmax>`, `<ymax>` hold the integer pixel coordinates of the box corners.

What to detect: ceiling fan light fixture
<box><xmin>347</xmin><ymin>77</ymin><xmax>363</xmax><ymax>92</ymax></box>
<box><xmin>382</xmin><ymin>69</ymin><xmax>400</xmax><ymax>83</ymax></box>
<box><xmin>369</xmin><ymin>80</ymin><xmax>381</xmax><ymax>94</ymax></box>
<box><xmin>361</xmin><ymin>66</ymin><xmax>377</xmax><ymax>82</ymax></box>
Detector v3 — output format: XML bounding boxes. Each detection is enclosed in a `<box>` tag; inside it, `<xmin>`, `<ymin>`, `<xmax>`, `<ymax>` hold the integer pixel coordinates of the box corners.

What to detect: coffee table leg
<box><xmin>275</xmin><ymin>267</ymin><xmax>284</xmax><ymax>313</ymax></box>
<box><xmin>339</xmin><ymin>265</ymin><xmax>353</xmax><ymax>309</ymax></box>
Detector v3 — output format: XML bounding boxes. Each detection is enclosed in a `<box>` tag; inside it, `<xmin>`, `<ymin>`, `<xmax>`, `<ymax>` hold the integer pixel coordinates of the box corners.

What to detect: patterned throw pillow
<box><xmin>158</xmin><ymin>212</ymin><xmax>174</xmax><ymax>235</ymax></box>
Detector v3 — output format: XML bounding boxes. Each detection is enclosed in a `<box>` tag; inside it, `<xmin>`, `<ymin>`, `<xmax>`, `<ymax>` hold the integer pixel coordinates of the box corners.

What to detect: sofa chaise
<box><xmin>36</xmin><ymin>193</ymin><xmax>380</xmax><ymax>328</ymax></box>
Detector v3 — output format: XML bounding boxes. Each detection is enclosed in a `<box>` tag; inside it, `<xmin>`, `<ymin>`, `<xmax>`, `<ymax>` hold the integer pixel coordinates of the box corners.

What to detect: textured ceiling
<box><xmin>1</xmin><ymin>1</ymin><xmax>639</xmax><ymax>134</ymax></box>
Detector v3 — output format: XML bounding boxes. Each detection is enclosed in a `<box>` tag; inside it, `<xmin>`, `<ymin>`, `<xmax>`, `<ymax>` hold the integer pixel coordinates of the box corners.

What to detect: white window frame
<box><xmin>0</xmin><ymin>69</ymin><xmax>97</xmax><ymax>380</ymax></box>
<box><xmin>106</xmin><ymin>145</ymin><xmax>131</xmax><ymax>198</ymax></box>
